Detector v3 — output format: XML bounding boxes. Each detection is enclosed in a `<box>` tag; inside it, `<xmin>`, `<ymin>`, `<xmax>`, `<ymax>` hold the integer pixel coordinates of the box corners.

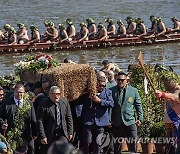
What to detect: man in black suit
<box><xmin>0</xmin><ymin>83</ymin><xmax>37</xmax><ymax>154</ymax></box>
<box><xmin>37</xmin><ymin>86</ymin><xmax>73</xmax><ymax>154</ymax></box>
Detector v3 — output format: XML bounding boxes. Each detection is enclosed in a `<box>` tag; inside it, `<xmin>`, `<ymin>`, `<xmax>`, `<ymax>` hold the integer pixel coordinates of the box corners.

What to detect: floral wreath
<box><xmin>14</xmin><ymin>54</ymin><xmax>60</xmax><ymax>75</ymax></box>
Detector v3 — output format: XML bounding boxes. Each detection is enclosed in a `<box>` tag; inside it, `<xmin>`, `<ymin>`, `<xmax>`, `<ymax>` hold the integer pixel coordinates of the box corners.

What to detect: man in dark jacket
<box><xmin>76</xmin><ymin>76</ymin><xmax>114</xmax><ymax>154</ymax></box>
<box><xmin>0</xmin><ymin>83</ymin><xmax>37</xmax><ymax>154</ymax></box>
<box><xmin>37</xmin><ymin>86</ymin><xmax>73</xmax><ymax>154</ymax></box>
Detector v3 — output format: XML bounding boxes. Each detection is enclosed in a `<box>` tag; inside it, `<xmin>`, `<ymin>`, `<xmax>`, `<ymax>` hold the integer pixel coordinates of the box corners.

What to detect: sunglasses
<box><xmin>117</xmin><ymin>79</ymin><xmax>126</xmax><ymax>82</ymax></box>
<box><xmin>98</xmin><ymin>84</ymin><xmax>106</xmax><ymax>88</ymax></box>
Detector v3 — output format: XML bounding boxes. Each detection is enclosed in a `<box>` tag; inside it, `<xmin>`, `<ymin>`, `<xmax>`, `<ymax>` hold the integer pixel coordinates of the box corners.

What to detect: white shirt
<box><xmin>14</xmin><ymin>96</ymin><xmax>24</xmax><ymax>108</ymax></box>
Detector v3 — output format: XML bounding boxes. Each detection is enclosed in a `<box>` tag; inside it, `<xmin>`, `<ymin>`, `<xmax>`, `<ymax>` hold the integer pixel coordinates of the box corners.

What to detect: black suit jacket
<box><xmin>37</xmin><ymin>97</ymin><xmax>73</xmax><ymax>143</ymax></box>
<box><xmin>0</xmin><ymin>96</ymin><xmax>37</xmax><ymax>141</ymax></box>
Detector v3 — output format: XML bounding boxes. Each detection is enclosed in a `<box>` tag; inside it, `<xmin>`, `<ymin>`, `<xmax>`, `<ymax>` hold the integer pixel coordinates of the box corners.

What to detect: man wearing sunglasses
<box><xmin>110</xmin><ymin>72</ymin><xmax>143</xmax><ymax>154</ymax></box>
<box><xmin>75</xmin><ymin>76</ymin><xmax>114</xmax><ymax>154</ymax></box>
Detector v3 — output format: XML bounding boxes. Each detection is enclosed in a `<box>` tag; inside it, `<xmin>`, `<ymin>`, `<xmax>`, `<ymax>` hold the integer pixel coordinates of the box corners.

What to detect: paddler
<box><xmin>58</xmin><ymin>24</ymin><xmax>69</xmax><ymax>43</ymax></box>
<box><xmin>105</xmin><ymin>18</ymin><xmax>116</xmax><ymax>37</ymax></box>
<box><xmin>155</xmin><ymin>17</ymin><xmax>167</xmax><ymax>36</ymax></box>
<box><xmin>86</xmin><ymin>18</ymin><xmax>97</xmax><ymax>39</ymax></box>
<box><xmin>0</xmin><ymin>28</ymin><xmax>5</xmax><ymax>44</ymax></box>
<box><xmin>77</xmin><ymin>22</ymin><xmax>89</xmax><ymax>42</ymax></box>
<box><xmin>116</xmin><ymin>20</ymin><xmax>126</xmax><ymax>37</ymax></box>
<box><xmin>29</xmin><ymin>25</ymin><xmax>40</xmax><ymax>43</ymax></box>
<box><xmin>16</xmin><ymin>22</ymin><xmax>29</xmax><ymax>44</ymax></box>
<box><xmin>8</xmin><ymin>27</ymin><xmax>17</xmax><ymax>45</ymax></box>
<box><xmin>45</xmin><ymin>21</ymin><xmax>59</xmax><ymax>42</ymax></box>
<box><xmin>149</xmin><ymin>15</ymin><xmax>157</xmax><ymax>32</ymax></box>
<box><xmin>96</xmin><ymin>23</ymin><xmax>108</xmax><ymax>41</ymax></box>
<box><xmin>65</xmin><ymin>19</ymin><xmax>76</xmax><ymax>41</ymax></box>
<box><xmin>134</xmin><ymin>18</ymin><xmax>147</xmax><ymax>36</ymax></box>
<box><xmin>167</xmin><ymin>17</ymin><xmax>180</xmax><ymax>33</ymax></box>
<box><xmin>3</xmin><ymin>24</ymin><xmax>11</xmax><ymax>40</ymax></box>
<box><xmin>41</xmin><ymin>20</ymin><xmax>50</xmax><ymax>41</ymax></box>
<box><xmin>126</xmin><ymin>17</ymin><xmax>137</xmax><ymax>35</ymax></box>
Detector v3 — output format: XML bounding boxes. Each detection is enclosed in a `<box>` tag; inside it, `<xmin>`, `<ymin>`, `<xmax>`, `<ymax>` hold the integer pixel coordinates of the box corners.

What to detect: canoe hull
<box><xmin>0</xmin><ymin>34</ymin><xmax>180</xmax><ymax>54</ymax></box>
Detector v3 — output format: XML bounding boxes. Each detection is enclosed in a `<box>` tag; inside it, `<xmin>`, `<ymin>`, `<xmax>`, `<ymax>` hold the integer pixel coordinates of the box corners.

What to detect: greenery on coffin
<box><xmin>129</xmin><ymin>64</ymin><xmax>165</xmax><ymax>139</ymax></box>
<box><xmin>6</xmin><ymin>93</ymin><xmax>31</xmax><ymax>151</ymax></box>
<box><xmin>14</xmin><ymin>54</ymin><xmax>60</xmax><ymax>76</ymax></box>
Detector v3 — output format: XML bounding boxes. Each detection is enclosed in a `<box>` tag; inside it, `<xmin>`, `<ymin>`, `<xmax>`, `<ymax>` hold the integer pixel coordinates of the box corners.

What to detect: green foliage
<box><xmin>150</xmin><ymin>121</ymin><xmax>166</xmax><ymax>138</ymax></box>
<box><xmin>6</xmin><ymin>93</ymin><xmax>31</xmax><ymax>151</ymax></box>
<box><xmin>50</xmin><ymin>43</ymin><xmax>57</xmax><ymax>51</ymax></box>
<box><xmin>0</xmin><ymin>134</ymin><xmax>13</xmax><ymax>154</ymax></box>
<box><xmin>0</xmin><ymin>75</ymin><xmax>20</xmax><ymax>87</ymax></box>
<box><xmin>155</xmin><ymin>65</ymin><xmax>180</xmax><ymax>84</ymax></box>
<box><xmin>0</xmin><ymin>77</ymin><xmax>11</xmax><ymax>87</ymax></box>
<box><xmin>129</xmin><ymin>65</ymin><xmax>165</xmax><ymax>138</ymax></box>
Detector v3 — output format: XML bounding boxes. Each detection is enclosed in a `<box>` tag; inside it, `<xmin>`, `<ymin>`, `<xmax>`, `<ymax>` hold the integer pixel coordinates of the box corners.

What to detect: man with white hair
<box><xmin>37</xmin><ymin>86</ymin><xmax>73</xmax><ymax>154</ymax></box>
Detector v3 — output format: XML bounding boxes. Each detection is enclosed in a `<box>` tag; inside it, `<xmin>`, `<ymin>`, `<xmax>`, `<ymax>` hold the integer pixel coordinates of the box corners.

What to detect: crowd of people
<box><xmin>0</xmin><ymin>16</ymin><xmax>179</xmax><ymax>46</ymax></box>
<box><xmin>0</xmin><ymin>60</ymin><xmax>179</xmax><ymax>154</ymax></box>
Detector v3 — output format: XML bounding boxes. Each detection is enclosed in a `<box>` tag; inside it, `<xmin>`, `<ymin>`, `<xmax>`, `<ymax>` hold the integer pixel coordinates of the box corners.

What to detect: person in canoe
<box><xmin>8</xmin><ymin>27</ymin><xmax>17</xmax><ymax>45</ymax></box>
<box><xmin>155</xmin><ymin>17</ymin><xmax>167</xmax><ymax>36</ymax></box>
<box><xmin>96</xmin><ymin>23</ymin><xmax>108</xmax><ymax>41</ymax></box>
<box><xmin>77</xmin><ymin>22</ymin><xmax>89</xmax><ymax>42</ymax></box>
<box><xmin>45</xmin><ymin>21</ymin><xmax>59</xmax><ymax>42</ymax></box>
<box><xmin>0</xmin><ymin>28</ymin><xmax>5</xmax><ymax>44</ymax></box>
<box><xmin>58</xmin><ymin>24</ymin><xmax>70</xmax><ymax>43</ymax></box>
<box><xmin>41</xmin><ymin>20</ymin><xmax>51</xmax><ymax>41</ymax></box>
<box><xmin>167</xmin><ymin>17</ymin><xmax>180</xmax><ymax>33</ymax></box>
<box><xmin>105</xmin><ymin>18</ymin><xmax>116</xmax><ymax>38</ymax></box>
<box><xmin>134</xmin><ymin>18</ymin><xmax>147</xmax><ymax>36</ymax></box>
<box><xmin>29</xmin><ymin>25</ymin><xmax>40</xmax><ymax>43</ymax></box>
<box><xmin>16</xmin><ymin>22</ymin><xmax>29</xmax><ymax>44</ymax></box>
<box><xmin>65</xmin><ymin>19</ymin><xmax>76</xmax><ymax>41</ymax></box>
<box><xmin>148</xmin><ymin>15</ymin><xmax>157</xmax><ymax>33</ymax></box>
<box><xmin>126</xmin><ymin>17</ymin><xmax>137</xmax><ymax>36</ymax></box>
<box><xmin>86</xmin><ymin>18</ymin><xmax>97</xmax><ymax>39</ymax></box>
<box><xmin>3</xmin><ymin>24</ymin><xmax>11</xmax><ymax>41</ymax></box>
<box><xmin>116</xmin><ymin>20</ymin><xmax>126</xmax><ymax>38</ymax></box>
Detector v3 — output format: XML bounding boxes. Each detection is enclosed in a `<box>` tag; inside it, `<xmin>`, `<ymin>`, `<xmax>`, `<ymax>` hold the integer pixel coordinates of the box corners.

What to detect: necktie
<box><xmin>55</xmin><ymin>103</ymin><xmax>61</xmax><ymax>126</ymax></box>
<box><xmin>18</xmin><ymin>101</ymin><xmax>23</xmax><ymax>108</ymax></box>
<box><xmin>118</xmin><ymin>89</ymin><xmax>124</xmax><ymax>106</ymax></box>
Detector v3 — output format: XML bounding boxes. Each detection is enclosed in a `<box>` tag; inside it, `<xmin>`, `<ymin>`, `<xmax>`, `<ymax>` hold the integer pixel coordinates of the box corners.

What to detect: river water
<box><xmin>0</xmin><ymin>0</ymin><xmax>180</xmax><ymax>76</ymax></box>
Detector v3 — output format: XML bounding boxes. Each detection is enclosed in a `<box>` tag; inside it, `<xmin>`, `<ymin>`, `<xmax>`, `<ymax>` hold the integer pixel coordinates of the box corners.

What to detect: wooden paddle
<box><xmin>138</xmin><ymin>51</ymin><xmax>163</xmax><ymax>105</ymax></box>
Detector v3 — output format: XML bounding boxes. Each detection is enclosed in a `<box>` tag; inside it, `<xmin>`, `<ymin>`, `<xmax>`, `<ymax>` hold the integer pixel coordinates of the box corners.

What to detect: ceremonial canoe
<box><xmin>0</xmin><ymin>33</ymin><xmax>180</xmax><ymax>54</ymax></box>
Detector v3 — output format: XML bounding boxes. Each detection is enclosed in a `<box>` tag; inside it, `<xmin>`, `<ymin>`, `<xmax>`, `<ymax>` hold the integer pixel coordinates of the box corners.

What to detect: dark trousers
<box><xmin>81</xmin><ymin>124</ymin><xmax>105</xmax><ymax>154</ymax></box>
<box><xmin>40</xmin><ymin>128</ymin><xmax>67</xmax><ymax>154</ymax></box>
<box><xmin>112</xmin><ymin>123</ymin><xmax>137</xmax><ymax>154</ymax></box>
